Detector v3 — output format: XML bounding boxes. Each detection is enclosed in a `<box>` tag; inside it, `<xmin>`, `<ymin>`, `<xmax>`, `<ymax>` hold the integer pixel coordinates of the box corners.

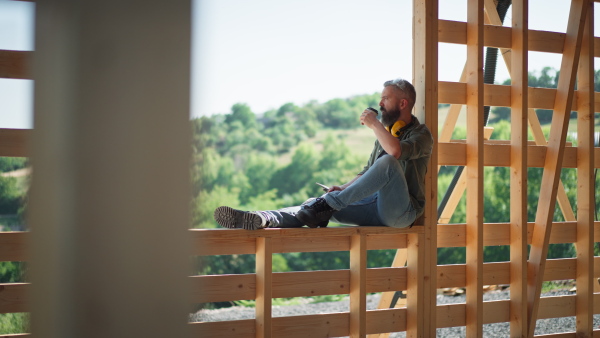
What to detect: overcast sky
<box><xmin>0</xmin><ymin>0</ymin><xmax>597</xmax><ymax>129</ymax></box>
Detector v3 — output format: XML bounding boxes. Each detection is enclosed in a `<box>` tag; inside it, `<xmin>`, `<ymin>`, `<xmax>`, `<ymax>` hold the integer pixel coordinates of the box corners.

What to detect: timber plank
<box><xmin>528</xmin><ymin>1</ymin><xmax>589</xmax><ymax>335</ymax></box>
<box><xmin>465</xmin><ymin>0</ymin><xmax>485</xmax><ymax>336</ymax></box>
<box><xmin>575</xmin><ymin>5</ymin><xmax>595</xmax><ymax>335</ymax></box>
<box><xmin>0</xmin><ymin>50</ymin><xmax>31</xmax><ymax>80</ymax></box>
<box><xmin>255</xmin><ymin>237</ymin><xmax>272</xmax><ymax>338</ymax></box>
<box><xmin>0</xmin><ymin>283</ymin><xmax>28</xmax><ymax>314</ymax></box>
<box><xmin>0</xmin><ymin>129</ymin><xmax>30</xmax><ymax>158</ymax></box>
<box><xmin>0</xmin><ymin>232</ymin><xmax>28</xmax><ymax>262</ymax></box>
<box><xmin>190</xmin><ymin>320</ymin><xmax>255</xmax><ymax>338</ymax></box>
<box><xmin>272</xmin><ymin>313</ymin><xmax>348</xmax><ymax>338</ymax></box>
<box><xmin>349</xmin><ymin>234</ymin><xmax>367</xmax><ymax>337</ymax></box>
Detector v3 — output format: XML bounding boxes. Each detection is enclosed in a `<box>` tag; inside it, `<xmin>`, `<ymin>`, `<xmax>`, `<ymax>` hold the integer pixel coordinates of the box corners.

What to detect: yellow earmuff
<box><xmin>386</xmin><ymin>120</ymin><xmax>406</xmax><ymax>137</ymax></box>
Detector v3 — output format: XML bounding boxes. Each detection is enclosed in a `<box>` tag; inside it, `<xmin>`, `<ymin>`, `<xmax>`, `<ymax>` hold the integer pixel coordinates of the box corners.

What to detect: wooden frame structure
<box><xmin>0</xmin><ymin>0</ymin><xmax>599</xmax><ymax>336</ymax></box>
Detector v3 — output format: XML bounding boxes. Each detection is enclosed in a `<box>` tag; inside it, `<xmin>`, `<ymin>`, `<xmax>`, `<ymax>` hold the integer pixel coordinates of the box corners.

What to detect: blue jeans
<box><xmin>264</xmin><ymin>155</ymin><xmax>416</xmax><ymax>228</ymax></box>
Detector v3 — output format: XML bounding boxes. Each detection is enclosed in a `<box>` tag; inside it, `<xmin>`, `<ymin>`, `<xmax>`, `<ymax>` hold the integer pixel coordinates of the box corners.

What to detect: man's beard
<box><xmin>381</xmin><ymin>107</ymin><xmax>401</xmax><ymax>127</ymax></box>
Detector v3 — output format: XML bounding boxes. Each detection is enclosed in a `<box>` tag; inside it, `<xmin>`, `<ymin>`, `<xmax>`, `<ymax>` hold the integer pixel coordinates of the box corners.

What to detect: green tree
<box><xmin>270</xmin><ymin>143</ymin><xmax>320</xmax><ymax>198</ymax></box>
<box><xmin>0</xmin><ymin>158</ymin><xmax>27</xmax><ymax>173</ymax></box>
<box><xmin>0</xmin><ymin>177</ymin><xmax>21</xmax><ymax>215</ymax></box>
<box><xmin>225</xmin><ymin>103</ymin><xmax>257</xmax><ymax>128</ymax></box>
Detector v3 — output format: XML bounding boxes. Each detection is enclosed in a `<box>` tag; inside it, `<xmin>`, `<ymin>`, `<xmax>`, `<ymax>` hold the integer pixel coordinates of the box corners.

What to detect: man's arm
<box><xmin>360</xmin><ymin>109</ymin><xmax>402</xmax><ymax>158</ymax></box>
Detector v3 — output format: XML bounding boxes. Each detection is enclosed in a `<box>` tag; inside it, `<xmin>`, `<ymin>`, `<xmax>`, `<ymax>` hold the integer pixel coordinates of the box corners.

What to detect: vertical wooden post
<box><xmin>509</xmin><ymin>0</ymin><xmax>529</xmax><ymax>337</ymax></box>
<box><xmin>575</xmin><ymin>5</ymin><xmax>594</xmax><ymax>336</ymax></box>
<box><xmin>413</xmin><ymin>0</ymin><xmax>438</xmax><ymax>336</ymax></box>
<box><xmin>30</xmin><ymin>1</ymin><xmax>192</xmax><ymax>337</ymax></box>
<box><xmin>527</xmin><ymin>1</ymin><xmax>588</xmax><ymax>335</ymax></box>
<box><xmin>465</xmin><ymin>0</ymin><xmax>484</xmax><ymax>336</ymax></box>
<box><xmin>350</xmin><ymin>233</ymin><xmax>366</xmax><ymax>338</ymax></box>
<box><xmin>256</xmin><ymin>237</ymin><xmax>273</xmax><ymax>338</ymax></box>
<box><xmin>406</xmin><ymin>233</ymin><xmax>423</xmax><ymax>338</ymax></box>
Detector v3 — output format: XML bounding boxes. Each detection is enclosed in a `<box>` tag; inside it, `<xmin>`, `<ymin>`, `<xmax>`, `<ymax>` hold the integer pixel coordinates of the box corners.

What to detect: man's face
<box><xmin>379</xmin><ymin>86</ymin><xmax>405</xmax><ymax>126</ymax></box>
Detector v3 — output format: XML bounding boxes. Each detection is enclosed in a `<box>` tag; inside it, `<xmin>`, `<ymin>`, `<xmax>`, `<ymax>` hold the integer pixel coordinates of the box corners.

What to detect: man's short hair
<box><xmin>384</xmin><ymin>78</ymin><xmax>416</xmax><ymax>107</ymax></box>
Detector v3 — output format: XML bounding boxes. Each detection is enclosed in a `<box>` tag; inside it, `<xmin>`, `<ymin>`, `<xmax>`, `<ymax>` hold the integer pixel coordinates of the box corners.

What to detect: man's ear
<box><xmin>399</xmin><ymin>98</ymin><xmax>408</xmax><ymax>111</ymax></box>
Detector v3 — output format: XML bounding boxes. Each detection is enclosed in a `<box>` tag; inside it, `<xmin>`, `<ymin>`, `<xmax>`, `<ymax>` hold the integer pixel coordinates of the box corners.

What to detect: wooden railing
<box><xmin>3</xmin><ymin>222</ymin><xmax>600</xmax><ymax>337</ymax></box>
<box><xmin>189</xmin><ymin>227</ymin><xmax>425</xmax><ymax>337</ymax></box>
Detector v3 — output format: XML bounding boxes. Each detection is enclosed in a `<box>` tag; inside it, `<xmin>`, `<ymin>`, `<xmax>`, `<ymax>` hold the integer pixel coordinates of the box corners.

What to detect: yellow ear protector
<box><xmin>386</xmin><ymin>120</ymin><xmax>406</xmax><ymax>137</ymax></box>
<box><xmin>365</xmin><ymin>107</ymin><xmax>407</xmax><ymax>137</ymax></box>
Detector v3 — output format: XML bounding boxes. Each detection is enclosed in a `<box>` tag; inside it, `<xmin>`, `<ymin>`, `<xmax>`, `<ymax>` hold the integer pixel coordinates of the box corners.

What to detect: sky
<box><xmin>0</xmin><ymin>0</ymin><xmax>597</xmax><ymax>129</ymax></box>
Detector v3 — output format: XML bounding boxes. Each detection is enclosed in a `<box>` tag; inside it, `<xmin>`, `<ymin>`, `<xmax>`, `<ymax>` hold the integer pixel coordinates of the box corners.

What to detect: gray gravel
<box><xmin>191</xmin><ymin>289</ymin><xmax>600</xmax><ymax>337</ymax></box>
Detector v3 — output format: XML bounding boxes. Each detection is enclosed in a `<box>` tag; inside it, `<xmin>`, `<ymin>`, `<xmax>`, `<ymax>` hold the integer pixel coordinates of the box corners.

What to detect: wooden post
<box><xmin>575</xmin><ymin>5</ymin><xmax>594</xmax><ymax>336</ymax></box>
<box><xmin>413</xmin><ymin>0</ymin><xmax>438</xmax><ymax>336</ymax></box>
<box><xmin>465</xmin><ymin>0</ymin><xmax>484</xmax><ymax>336</ymax></box>
<box><xmin>29</xmin><ymin>1</ymin><xmax>192</xmax><ymax>337</ymax></box>
<box><xmin>406</xmin><ymin>233</ymin><xmax>423</xmax><ymax>338</ymax></box>
<box><xmin>350</xmin><ymin>233</ymin><xmax>366</xmax><ymax>338</ymax></box>
<box><xmin>509</xmin><ymin>0</ymin><xmax>529</xmax><ymax>336</ymax></box>
<box><xmin>256</xmin><ymin>237</ymin><xmax>273</xmax><ymax>338</ymax></box>
<box><xmin>527</xmin><ymin>1</ymin><xmax>589</xmax><ymax>335</ymax></box>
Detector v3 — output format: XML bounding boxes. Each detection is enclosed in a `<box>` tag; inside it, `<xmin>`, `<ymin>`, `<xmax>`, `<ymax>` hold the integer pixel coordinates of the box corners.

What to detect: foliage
<box><xmin>0</xmin><ymin>157</ymin><xmax>27</xmax><ymax>173</ymax></box>
<box><xmin>0</xmin><ymin>177</ymin><xmax>22</xmax><ymax>215</ymax></box>
<box><xmin>0</xmin><ymin>313</ymin><xmax>28</xmax><ymax>335</ymax></box>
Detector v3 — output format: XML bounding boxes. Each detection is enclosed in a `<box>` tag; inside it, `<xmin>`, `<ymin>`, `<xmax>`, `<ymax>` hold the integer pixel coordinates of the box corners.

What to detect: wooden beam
<box><xmin>0</xmin><ymin>129</ymin><xmax>30</xmax><ymax>158</ymax></box>
<box><xmin>0</xmin><ymin>283</ymin><xmax>28</xmax><ymax>314</ymax></box>
<box><xmin>527</xmin><ymin>1</ymin><xmax>589</xmax><ymax>335</ymax></box>
<box><xmin>368</xmin><ymin>249</ymin><xmax>407</xmax><ymax>338</ymax></box>
<box><xmin>465</xmin><ymin>0</ymin><xmax>484</xmax><ymax>336</ymax></box>
<box><xmin>406</xmin><ymin>233</ymin><xmax>423</xmax><ymax>337</ymax></box>
<box><xmin>0</xmin><ymin>50</ymin><xmax>31</xmax><ymax>80</ymax></box>
<box><xmin>349</xmin><ymin>234</ymin><xmax>366</xmax><ymax>338</ymax></box>
<box><xmin>0</xmin><ymin>232</ymin><xmax>28</xmax><ymax>262</ymax></box>
<box><xmin>438</xmin><ymin>81</ymin><xmax>600</xmax><ymax>112</ymax></box>
<box><xmin>439</xmin><ymin>18</ymin><xmax>600</xmax><ymax>57</ymax></box>
<box><xmin>255</xmin><ymin>237</ymin><xmax>272</xmax><ymax>338</ymax></box>
<box><xmin>575</xmin><ymin>5</ymin><xmax>595</xmax><ymax>336</ymax></box>
<box><xmin>412</xmin><ymin>0</ymin><xmax>438</xmax><ymax>336</ymax></box>
<box><xmin>507</xmin><ymin>0</ymin><xmax>529</xmax><ymax>336</ymax></box>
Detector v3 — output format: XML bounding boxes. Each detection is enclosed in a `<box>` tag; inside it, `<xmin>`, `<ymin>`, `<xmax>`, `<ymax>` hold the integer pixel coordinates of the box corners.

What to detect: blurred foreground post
<box><xmin>30</xmin><ymin>1</ymin><xmax>192</xmax><ymax>337</ymax></box>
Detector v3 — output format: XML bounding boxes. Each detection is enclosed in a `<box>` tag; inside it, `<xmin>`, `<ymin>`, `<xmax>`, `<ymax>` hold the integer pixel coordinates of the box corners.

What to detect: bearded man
<box><xmin>214</xmin><ymin>78</ymin><xmax>433</xmax><ymax>229</ymax></box>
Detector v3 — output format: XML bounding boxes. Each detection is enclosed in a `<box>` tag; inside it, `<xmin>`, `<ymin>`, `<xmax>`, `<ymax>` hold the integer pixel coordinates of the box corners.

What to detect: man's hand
<box><xmin>327</xmin><ymin>185</ymin><xmax>344</xmax><ymax>192</ymax></box>
<box><xmin>360</xmin><ymin>108</ymin><xmax>379</xmax><ymax>129</ymax></box>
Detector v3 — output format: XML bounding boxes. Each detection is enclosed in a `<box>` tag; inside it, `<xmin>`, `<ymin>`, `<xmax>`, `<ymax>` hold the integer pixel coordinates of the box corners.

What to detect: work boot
<box><xmin>296</xmin><ymin>197</ymin><xmax>335</xmax><ymax>228</ymax></box>
<box><xmin>214</xmin><ymin>206</ymin><xmax>274</xmax><ymax>230</ymax></box>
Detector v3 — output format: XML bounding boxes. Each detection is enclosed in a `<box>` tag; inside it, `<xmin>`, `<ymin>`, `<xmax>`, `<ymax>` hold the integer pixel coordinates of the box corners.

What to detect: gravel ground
<box><xmin>191</xmin><ymin>289</ymin><xmax>600</xmax><ymax>337</ymax></box>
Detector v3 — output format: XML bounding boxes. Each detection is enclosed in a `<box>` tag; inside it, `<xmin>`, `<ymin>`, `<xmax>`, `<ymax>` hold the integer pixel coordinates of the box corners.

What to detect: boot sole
<box><xmin>214</xmin><ymin>206</ymin><xmax>264</xmax><ymax>230</ymax></box>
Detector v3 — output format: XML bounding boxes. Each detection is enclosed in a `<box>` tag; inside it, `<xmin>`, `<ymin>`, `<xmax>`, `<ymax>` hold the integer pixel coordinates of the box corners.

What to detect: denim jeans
<box><xmin>263</xmin><ymin>155</ymin><xmax>416</xmax><ymax>228</ymax></box>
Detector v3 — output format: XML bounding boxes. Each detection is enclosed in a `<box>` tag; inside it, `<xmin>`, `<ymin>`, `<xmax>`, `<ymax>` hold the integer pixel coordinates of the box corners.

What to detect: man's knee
<box><xmin>374</xmin><ymin>154</ymin><xmax>402</xmax><ymax>170</ymax></box>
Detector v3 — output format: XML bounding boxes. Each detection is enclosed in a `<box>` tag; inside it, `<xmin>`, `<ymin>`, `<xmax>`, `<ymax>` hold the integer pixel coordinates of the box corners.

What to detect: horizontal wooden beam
<box><xmin>439</xmin><ymin>19</ymin><xmax>600</xmax><ymax>57</ymax></box>
<box><xmin>0</xmin><ymin>283</ymin><xmax>28</xmax><ymax>314</ymax></box>
<box><xmin>438</xmin><ymin>142</ymin><xmax>600</xmax><ymax>168</ymax></box>
<box><xmin>191</xmin><ymin>227</ymin><xmax>419</xmax><ymax>256</ymax></box>
<box><xmin>0</xmin><ymin>129</ymin><xmax>30</xmax><ymax>158</ymax></box>
<box><xmin>0</xmin><ymin>50</ymin><xmax>31</xmax><ymax>80</ymax></box>
<box><xmin>0</xmin><ymin>232</ymin><xmax>28</xmax><ymax>262</ymax></box>
<box><xmin>437</xmin><ymin>257</ymin><xmax>597</xmax><ymax>289</ymax></box>
<box><xmin>4</xmin><ymin>222</ymin><xmax>600</xmax><ymax>261</ymax></box>
<box><xmin>191</xmin><ymin>266</ymin><xmax>409</xmax><ymax>303</ymax></box>
<box><xmin>438</xmin><ymin>81</ymin><xmax>600</xmax><ymax>111</ymax></box>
